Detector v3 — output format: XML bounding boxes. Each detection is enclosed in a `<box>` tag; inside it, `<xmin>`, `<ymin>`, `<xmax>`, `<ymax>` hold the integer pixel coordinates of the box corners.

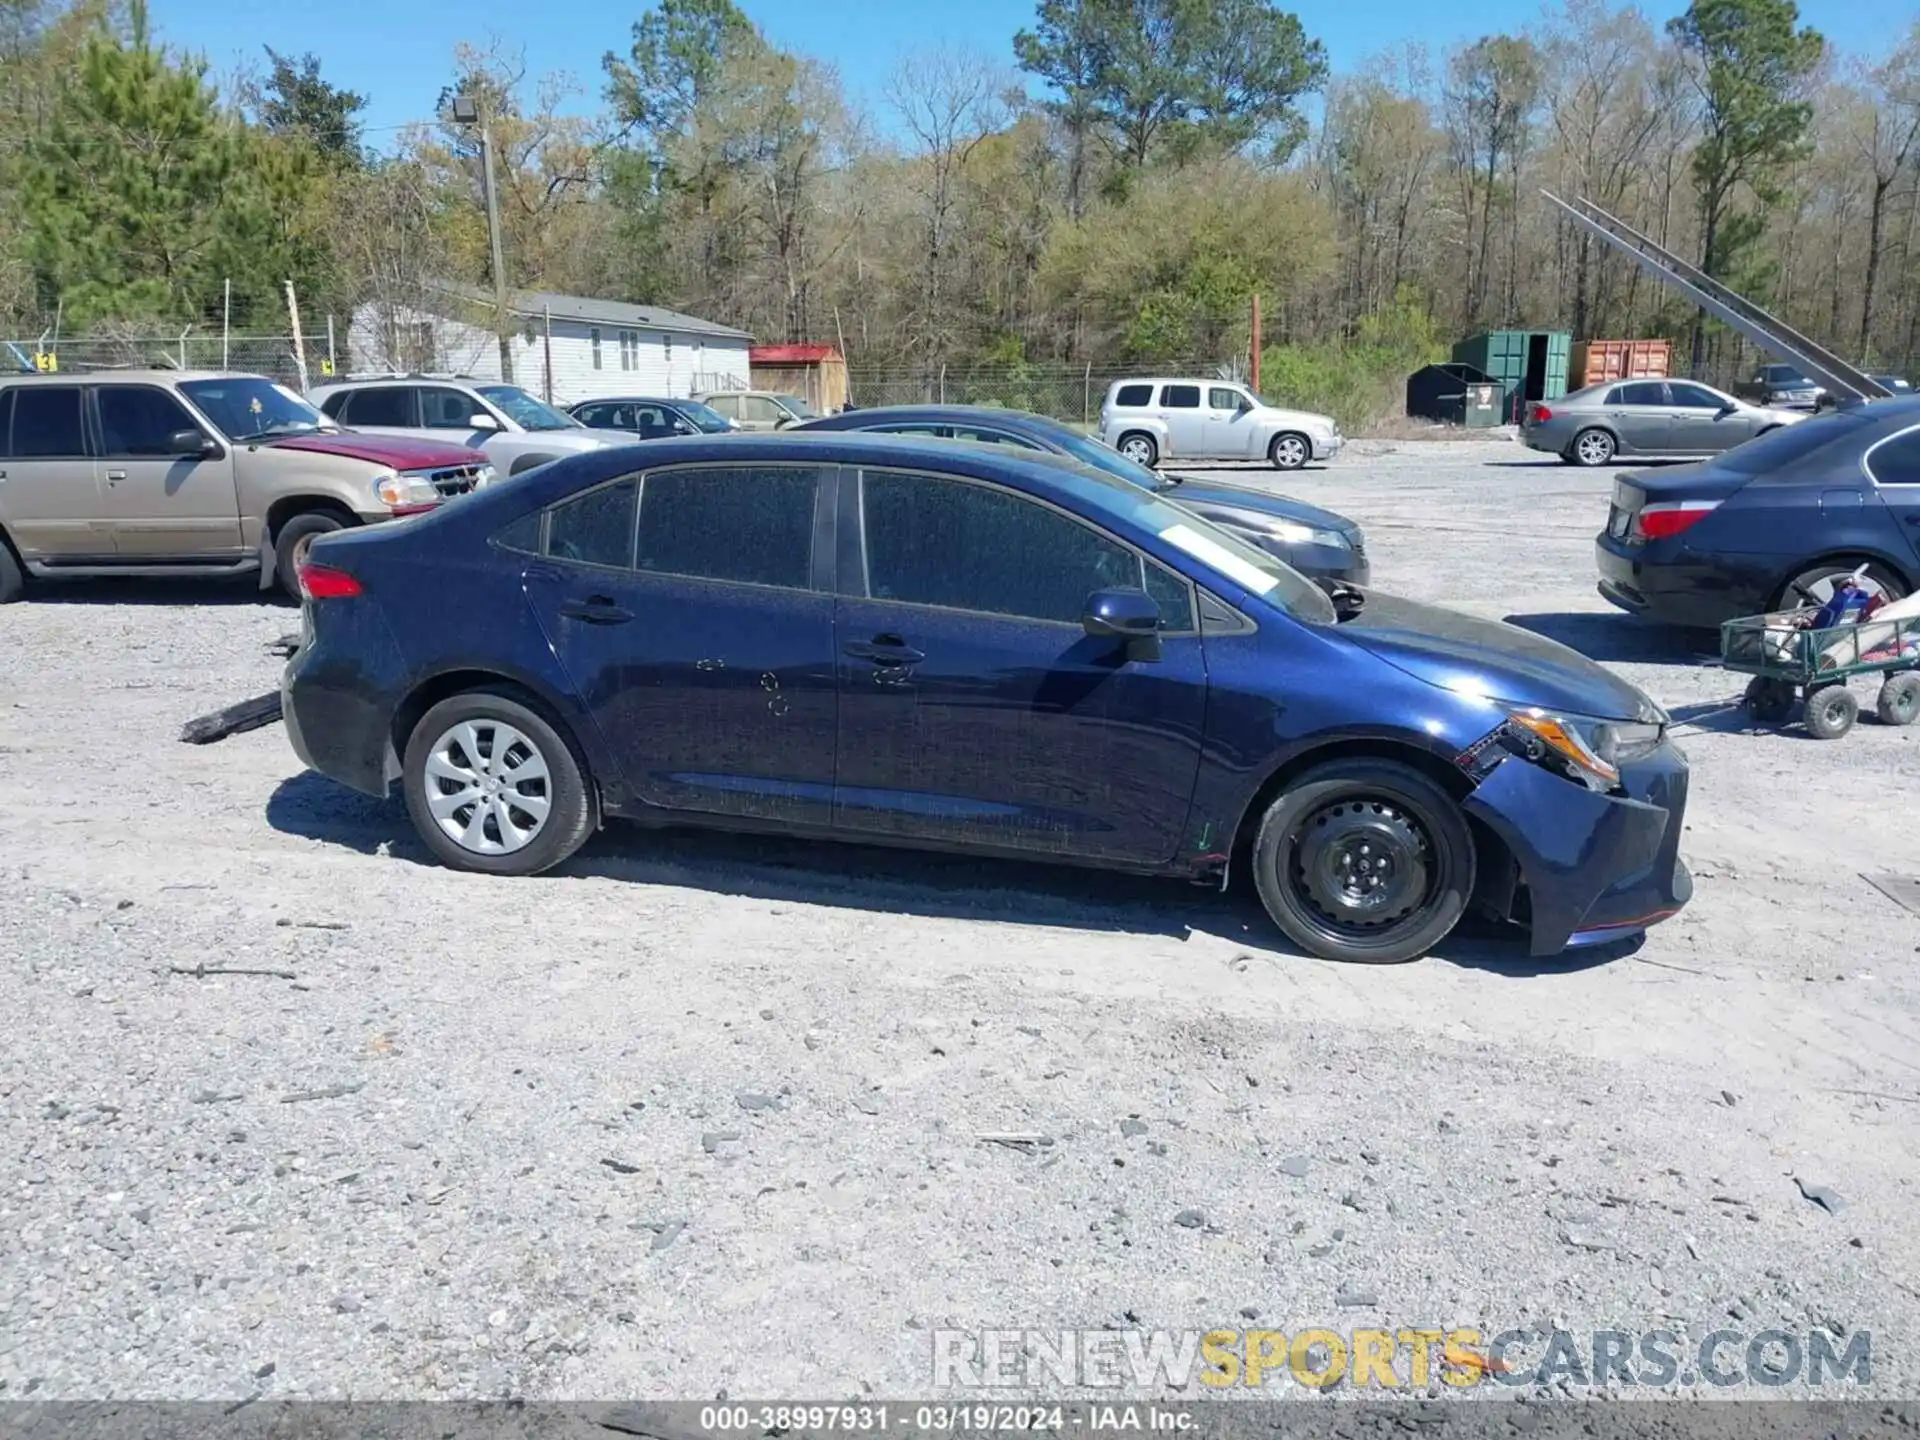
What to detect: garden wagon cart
<box><xmin>1723</xmin><ymin>607</ymin><xmax>1920</xmax><ymax>740</ymax></box>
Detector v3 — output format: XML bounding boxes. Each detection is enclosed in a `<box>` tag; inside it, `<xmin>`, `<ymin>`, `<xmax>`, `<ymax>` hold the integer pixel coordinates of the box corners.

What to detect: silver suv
<box><xmin>311</xmin><ymin>378</ymin><xmax>640</xmax><ymax>476</ymax></box>
<box><xmin>1098</xmin><ymin>378</ymin><xmax>1342</xmax><ymax>470</ymax></box>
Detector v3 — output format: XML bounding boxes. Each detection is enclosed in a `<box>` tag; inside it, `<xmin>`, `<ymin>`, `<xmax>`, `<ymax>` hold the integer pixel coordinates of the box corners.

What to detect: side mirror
<box><xmin>671</xmin><ymin>419</ymin><xmax>695</xmax><ymax>436</ymax></box>
<box><xmin>1082</xmin><ymin>587</ymin><xmax>1162</xmax><ymax>662</ymax></box>
<box><xmin>469</xmin><ymin>411</ymin><xmax>502</xmax><ymax>432</ymax></box>
<box><xmin>773</xmin><ymin>415</ymin><xmax>794</xmax><ymax>430</ymax></box>
<box><xmin>1718</xmin><ymin>402</ymin><xmax>1737</xmax><ymax>416</ymax></box>
<box><xmin>169</xmin><ymin>428</ymin><xmax>216</xmax><ymax>457</ymax></box>
<box><xmin>1237</xmin><ymin>397</ymin><xmax>1255</xmax><ymax>414</ymax></box>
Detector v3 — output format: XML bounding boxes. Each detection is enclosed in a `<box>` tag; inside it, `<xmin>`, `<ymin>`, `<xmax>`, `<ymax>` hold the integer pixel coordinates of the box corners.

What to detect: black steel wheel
<box><xmin>1803</xmin><ymin>684</ymin><xmax>1858</xmax><ymax>741</ymax></box>
<box><xmin>1742</xmin><ymin>676</ymin><xmax>1795</xmax><ymax>725</ymax></box>
<box><xmin>1251</xmin><ymin>759</ymin><xmax>1475</xmax><ymax>964</ymax></box>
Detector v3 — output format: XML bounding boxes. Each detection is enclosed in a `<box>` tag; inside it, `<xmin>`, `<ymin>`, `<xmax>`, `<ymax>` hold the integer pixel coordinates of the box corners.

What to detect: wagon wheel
<box><xmin>1741</xmin><ymin>677</ymin><xmax>1795</xmax><ymax>726</ymax></box>
<box><xmin>1876</xmin><ymin>673</ymin><xmax>1920</xmax><ymax>727</ymax></box>
<box><xmin>1803</xmin><ymin>685</ymin><xmax>1858</xmax><ymax>741</ymax></box>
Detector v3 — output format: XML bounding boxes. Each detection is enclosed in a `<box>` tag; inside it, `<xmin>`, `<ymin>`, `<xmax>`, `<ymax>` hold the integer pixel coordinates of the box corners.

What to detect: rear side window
<box><xmin>1611</xmin><ymin>382</ymin><xmax>1666</xmax><ymax>406</ymax></box>
<box><xmin>1866</xmin><ymin>429</ymin><xmax>1920</xmax><ymax>484</ymax></box>
<box><xmin>859</xmin><ymin>469</ymin><xmax>1142</xmax><ymax>624</ymax></box>
<box><xmin>317</xmin><ymin>392</ymin><xmax>348</xmax><ymax>418</ymax></box>
<box><xmin>1113</xmin><ymin>384</ymin><xmax>1152</xmax><ymax>407</ymax></box>
<box><xmin>546</xmin><ymin>478</ymin><xmax>637</xmax><ymax>568</ymax></box>
<box><xmin>1724</xmin><ymin>411</ymin><xmax>1872</xmax><ymax>475</ymax></box>
<box><xmin>341</xmin><ymin>387</ymin><xmax>415</xmax><ymax>427</ymax></box>
<box><xmin>1161</xmin><ymin>385</ymin><xmax>1201</xmax><ymax>409</ymax></box>
<box><xmin>951</xmin><ymin>425</ymin><xmax>1041</xmax><ymax>449</ymax></box>
<box><xmin>635</xmin><ymin>466</ymin><xmax>818</xmax><ymax>589</ymax></box>
<box><xmin>12</xmin><ymin>386</ymin><xmax>85</xmax><ymax>456</ymax></box>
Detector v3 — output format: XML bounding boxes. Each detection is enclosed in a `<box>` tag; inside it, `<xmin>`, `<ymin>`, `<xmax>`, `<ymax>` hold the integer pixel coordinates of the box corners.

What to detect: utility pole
<box><xmin>1250</xmin><ymin>293</ymin><xmax>1263</xmax><ymax>394</ymax></box>
<box><xmin>452</xmin><ymin>95</ymin><xmax>515</xmax><ymax>385</ymax></box>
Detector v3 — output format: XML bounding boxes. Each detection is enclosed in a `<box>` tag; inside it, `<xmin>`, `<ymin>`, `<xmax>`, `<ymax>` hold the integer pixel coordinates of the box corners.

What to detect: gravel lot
<box><xmin>2</xmin><ymin>436</ymin><xmax>1917</xmax><ymax>1404</ymax></box>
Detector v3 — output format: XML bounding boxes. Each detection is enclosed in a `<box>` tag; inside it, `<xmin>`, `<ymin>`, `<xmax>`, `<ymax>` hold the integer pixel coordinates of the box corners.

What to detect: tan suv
<box><xmin>0</xmin><ymin>371</ymin><xmax>493</xmax><ymax>601</ymax></box>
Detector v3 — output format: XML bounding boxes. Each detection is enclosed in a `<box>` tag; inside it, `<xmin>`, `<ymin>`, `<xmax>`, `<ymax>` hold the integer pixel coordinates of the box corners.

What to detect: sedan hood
<box><xmin>1339</xmin><ymin>592</ymin><xmax>1657</xmax><ymax>722</ymax></box>
<box><xmin>268</xmin><ymin>432</ymin><xmax>485</xmax><ymax>469</ymax></box>
<box><xmin>1159</xmin><ymin>476</ymin><xmax>1356</xmax><ymax>535</ymax></box>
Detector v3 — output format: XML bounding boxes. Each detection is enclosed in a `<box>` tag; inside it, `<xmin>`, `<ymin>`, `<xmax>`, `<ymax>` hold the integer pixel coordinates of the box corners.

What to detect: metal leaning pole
<box><xmin>1540</xmin><ymin>191</ymin><xmax>1891</xmax><ymax>405</ymax></box>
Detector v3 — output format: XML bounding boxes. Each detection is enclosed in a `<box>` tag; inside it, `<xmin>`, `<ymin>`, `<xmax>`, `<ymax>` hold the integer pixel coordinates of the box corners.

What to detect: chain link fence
<box><xmin>845</xmin><ymin>361</ymin><xmax>1237</xmax><ymax>425</ymax></box>
<box><xmin>3</xmin><ymin>330</ymin><xmax>345</xmax><ymax>389</ymax></box>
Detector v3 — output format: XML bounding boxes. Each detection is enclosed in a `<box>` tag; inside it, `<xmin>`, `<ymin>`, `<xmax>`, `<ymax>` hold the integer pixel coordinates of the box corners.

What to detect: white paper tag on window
<box><xmin>1157</xmin><ymin>523</ymin><xmax>1278</xmax><ymax>596</ymax></box>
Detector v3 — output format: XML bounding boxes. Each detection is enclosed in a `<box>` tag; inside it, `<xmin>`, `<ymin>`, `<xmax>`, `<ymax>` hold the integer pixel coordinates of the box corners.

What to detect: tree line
<box><xmin>2</xmin><ymin>0</ymin><xmax>1916</xmax><ymax>425</ymax></box>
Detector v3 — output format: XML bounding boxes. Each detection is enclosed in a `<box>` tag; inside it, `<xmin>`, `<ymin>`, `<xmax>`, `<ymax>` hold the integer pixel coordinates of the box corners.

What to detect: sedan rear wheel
<box><xmin>1777</xmin><ymin>561</ymin><xmax>1906</xmax><ymax>611</ymax></box>
<box><xmin>403</xmin><ymin>691</ymin><xmax>593</xmax><ymax>875</ymax></box>
<box><xmin>1268</xmin><ymin>432</ymin><xmax>1310</xmax><ymax>470</ymax></box>
<box><xmin>1570</xmin><ymin>428</ymin><xmax>1616</xmax><ymax>467</ymax></box>
<box><xmin>1251</xmin><ymin>760</ymin><xmax>1475</xmax><ymax>964</ymax></box>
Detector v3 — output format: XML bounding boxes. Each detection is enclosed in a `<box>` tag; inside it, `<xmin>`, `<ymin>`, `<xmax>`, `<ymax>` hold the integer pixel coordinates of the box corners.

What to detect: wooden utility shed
<box><xmin>749</xmin><ymin>344</ymin><xmax>848</xmax><ymax>414</ymax></box>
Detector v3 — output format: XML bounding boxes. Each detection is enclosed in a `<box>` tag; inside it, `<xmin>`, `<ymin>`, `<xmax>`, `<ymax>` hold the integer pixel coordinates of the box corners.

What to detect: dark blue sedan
<box><xmin>283</xmin><ymin>434</ymin><xmax>1690</xmax><ymax>964</ymax></box>
<box><xmin>797</xmin><ymin>405</ymin><xmax>1367</xmax><ymax>584</ymax></box>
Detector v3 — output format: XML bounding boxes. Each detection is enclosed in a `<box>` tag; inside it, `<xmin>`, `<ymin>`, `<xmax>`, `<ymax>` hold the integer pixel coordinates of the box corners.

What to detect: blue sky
<box><xmin>156</xmin><ymin>0</ymin><xmax>1912</xmax><ymax>139</ymax></box>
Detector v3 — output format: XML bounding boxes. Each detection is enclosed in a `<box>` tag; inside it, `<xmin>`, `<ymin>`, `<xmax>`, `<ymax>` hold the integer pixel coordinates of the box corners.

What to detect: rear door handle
<box><xmin>106</xmin><ymin>469</ymin><xmax>127</xmax><ymax>483</ymax></box>
<box><xmin>558</xmin><ymin>597</ymin><xmax>634</xmax><ymax>625</ymax></box>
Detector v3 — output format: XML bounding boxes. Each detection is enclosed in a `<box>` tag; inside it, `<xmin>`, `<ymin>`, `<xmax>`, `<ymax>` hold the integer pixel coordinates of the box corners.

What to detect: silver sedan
<box><xmin>1520</xmin><ymin>379</ymin><xmax>1804</xmax><ymax>467</ymax></box>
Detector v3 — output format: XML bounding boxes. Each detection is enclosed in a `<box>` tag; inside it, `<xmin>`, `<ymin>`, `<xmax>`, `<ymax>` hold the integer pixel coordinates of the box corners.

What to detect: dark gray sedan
<box><xmin>796</xmin><ymin>403</ymin><xmax>1368</xmax><ymax>583</ymax></box>
<box><xmin>1521</xmin><ymin>379</ymin><xmax>1803</xmax><ymax>467</ymax></box>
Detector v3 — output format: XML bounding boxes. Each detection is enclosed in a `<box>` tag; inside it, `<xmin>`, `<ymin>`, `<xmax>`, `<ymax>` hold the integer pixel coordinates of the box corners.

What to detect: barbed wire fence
<box><xmin>3</xmin><ymin>324</ymin><xmax>344</xmax><ymax>389</ymax></box>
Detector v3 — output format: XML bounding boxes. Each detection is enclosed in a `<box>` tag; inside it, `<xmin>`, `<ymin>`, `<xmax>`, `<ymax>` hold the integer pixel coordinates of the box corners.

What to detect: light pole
<box><xmin>451</xmin><ymin>94</ymin><xmax>514</xmax><ymax>384</ymax></box>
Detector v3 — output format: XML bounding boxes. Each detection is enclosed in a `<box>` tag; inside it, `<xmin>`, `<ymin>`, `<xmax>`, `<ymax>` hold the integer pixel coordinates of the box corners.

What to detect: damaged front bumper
<box><xmin>1463</xmin><ymin>741</ymin><xmax>1692</xmax><ymax>957</ymax></box>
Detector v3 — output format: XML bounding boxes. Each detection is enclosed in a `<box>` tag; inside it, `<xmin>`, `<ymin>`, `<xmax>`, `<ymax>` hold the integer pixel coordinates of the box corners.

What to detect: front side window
<box><xmin>859</xmin><ymin>469</ymin><xmax>1144</xmax><ymax>624</ymax></box>
<box><xmin>1161</xmin><ymin>384</ymin><xmax>1201</xmax><ymax>409</ymax></box>
<box><xmin>1209</xmin><ymin>387</ymin><xmax>1244</xmax><ymax>411</ymax></box>
<box><xmin>546</xmin><ymin>478</ymin><xmax>637</xmax><ymax>569</ymax></box>
<box><xmin>96</xmin><ymin>386</ymin><xmax>201</xmax><ymax>455</ymax></box>
<box><xmin>11</xmin><ymin>386</ymin><xmax>85</xmax><ymax>456</ymax></box>
<box><xmin>179</xmin><ymin>377</ymin><xmax>328</xmax><ymax>439</ymax></box>
<box><xmin>678</xmin><ymin>401</ymin><xmax>733</xmax><ymax>434</ymax></box>
<box><xmin>740</xmin><ymin>396</ymin><xmax>783</xmax><ymax>424</ymax></box>
<box><xmin>775</xmin><ymin>394</ymin><xmax>819</xmax><ymax>420</ymax></box>
<box><xmin>337</xmin><ymin>387</ymin><xmax>415</xmax><ymax>428</ymax></box>
<box><xmin>636</xmin><ymin>466</ymin><xmax>819</xmax><ymax>589</ymax></box>
<box><xmin>1668</xmin><ymin>383</ymin><xmax>1725</xmax><ymax>410</ymax></box>
<box><xmin>951</xmin><ymin>425</ymin><xmax>1041</xmax><ymax>449</ymax></box>
<box><xmin>1113</xmin><ymin>383</ymin><xmax>1153</xmax><ymax>407</ymax></box>
<box><xmin>476</xmin><ymin>385</ymin><xmax>576</xmax><ymax>432</ymax></box>
<box><xmin>420</xmin><ymin>387</ymin><xmax>485</xmax><ymax>428</ymax></box>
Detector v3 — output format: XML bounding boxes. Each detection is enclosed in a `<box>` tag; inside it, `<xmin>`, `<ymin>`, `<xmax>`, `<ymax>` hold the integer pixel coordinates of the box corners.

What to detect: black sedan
<box><xmin>1596</xmin><ymin>396</ymin><xmax>1920</xmax><ymax>627</ymax></box>
<box><xmin>569</xmin><ymin>396</ymin><xmax>738</xmax><ymax>439</ymax></box>
<box><xmin>796</xmin><ymin>404</ymin><xmax>1367</xmax><ymax>584</ymax></box>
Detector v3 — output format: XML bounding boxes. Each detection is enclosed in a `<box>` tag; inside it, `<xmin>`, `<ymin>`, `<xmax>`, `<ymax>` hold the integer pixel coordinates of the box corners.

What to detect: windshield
<box><xmin>776</xmin><ymin>394</ymin><xmax>820</xmax><ymax>420</ymax></box>
<box><xmin>180</xmin><ymin>378</ymin><xmax>330</xmax><ymax>441</ymax></box>
<box><xmin>1718</xmin><ymin>410</ymin><xmax>1871</xmax><ymax>474</ymax></box>
<box><xmin>679</xmin><ymin>401</ymin><xmax>735</xmax><ymax>433</ymax></box>
<box><xmin>476</xmin><ymin>385</ymin><xmax>580</xmax><ymax>432</ymax></box>
<box><xmin>1037</xmin><ymin>456</ymin><xmax>1335</xmax><ymax>623</ymax></box>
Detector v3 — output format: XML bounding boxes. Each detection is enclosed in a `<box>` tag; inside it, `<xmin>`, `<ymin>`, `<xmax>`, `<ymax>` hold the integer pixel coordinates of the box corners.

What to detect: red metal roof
<box><xmin>750</xmin><ymin>343</ymin><xmax>841</xmax><ymax>364</ymax></box>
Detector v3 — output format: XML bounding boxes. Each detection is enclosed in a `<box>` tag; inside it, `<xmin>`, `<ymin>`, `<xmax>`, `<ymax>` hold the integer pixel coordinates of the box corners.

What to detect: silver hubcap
<box><xmin>1577</xmin><ymin>433</ymin><xmax>1611</xmax><ymax>464</ymax></box>
<box><xmin>1275</xmin><ymin>437</ymin><xmax>1306</xmax><ymax>467</ymax></box>
<box><xmin>1121</xmin><ymin>438</ymin><xmax>1154</xmax><ymax>464</ymax></box>
<box><xmin>423</xmin><ymin>719</ymin><xmax>553</xmax><ymax>855</ymax></box>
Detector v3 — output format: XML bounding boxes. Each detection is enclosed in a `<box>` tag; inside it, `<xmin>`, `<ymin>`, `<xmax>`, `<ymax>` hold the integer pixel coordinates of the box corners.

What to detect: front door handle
<box><xmin>106</xmin><ymin>469</ymin><xmax>127</xmax><ymax>483</ymax></box>
<box><xmin>558</xmin><ymin>596</ymin><xmax>634</xmax><ymax>625</ymax></box>
<box><xmin>844</xmin><ymin>635</ymin><xmax>925</xmax><ymax>665</ymax></box>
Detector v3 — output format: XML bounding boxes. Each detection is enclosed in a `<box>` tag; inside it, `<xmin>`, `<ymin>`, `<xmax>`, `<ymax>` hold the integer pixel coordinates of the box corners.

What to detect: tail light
<box><xmin>1633</xmin><ymin>500</ymin><xmax>1721</xmax><ymax>542</ymax></box>
<box><xmin>1529</xmin><ymin>403</ymin><xmax>1553</xmax><ymax>424</ymax></box>
<box><xmin>297</xmin><ymin>561</ymin><xmax>363</xmax><ymax>600</ymax></box>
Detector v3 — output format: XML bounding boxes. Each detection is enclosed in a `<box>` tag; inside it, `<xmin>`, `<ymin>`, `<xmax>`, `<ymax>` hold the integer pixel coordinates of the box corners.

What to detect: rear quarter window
<box><xmin>1113</xmin><ymin>384</ymin><xmax>1153</xmax><ymax>407</ymax></box>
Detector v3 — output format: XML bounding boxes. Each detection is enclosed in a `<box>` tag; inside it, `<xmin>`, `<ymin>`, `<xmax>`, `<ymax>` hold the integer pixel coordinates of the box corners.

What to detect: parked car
<box><xmin>693</xmin><ymin>390</ymin><xmax>819</xmax><ymax>431</ymax></box>
<box><xmin>796</xmin><ymin>403</ymin><xmax>1368</xmax><ymax>584</ymax></box>
<box><xmin>1595</xmin><ymin>396</ymin><xmax>1920</xmax><ymax>628</ymax></box>
<box><xmin>0</xmin><ymin>371</ymin><xmax>490</xmax><ymax>603</ymax></box>
<box><xmin>569</xmin><ymin>396</ymin><xmax>738</xmax><ymax>438</ymax></box>
<box><xmin>1869</xmin><ymin>373</ymin><xmax>1914</xmax><ymax>397</ymax></box>
<box><xmin>310</xmin><ymin>378</ymin><xmax>638</xmax><ymax>477</ymax></box>
<box><xmin>1735</xmin><ymin>363</ymin><xmax>1823</xmax><ymax>412</ymax></box>
<box><xmin>1097</xmin><ymin>379</ymin><xmax>1342</xmax><ymax>470</ymax></box>
<box><xmin>282</xmin><ymin>432</ymin><xmax>1689</xmax><ymax>965</ymax></box>
<box><xmin>1521</xmin><ymin>379</ymin><xmax>1804</xmax><ymax>466</ymax></box>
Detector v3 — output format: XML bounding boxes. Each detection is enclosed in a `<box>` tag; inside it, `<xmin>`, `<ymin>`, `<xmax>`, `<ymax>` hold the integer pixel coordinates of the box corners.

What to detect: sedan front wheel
<box><xmin>1251</xmin><ymin>759</ymin><xmax>1475</xmax><ymax>964</ymax></box>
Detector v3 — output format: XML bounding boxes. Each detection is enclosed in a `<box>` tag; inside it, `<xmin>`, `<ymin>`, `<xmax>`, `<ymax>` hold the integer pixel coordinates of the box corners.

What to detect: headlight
<box><xmin>373</xmin><ymin>472</ymin><xmax>441</xmax><ymax>507</ymax></box>
<box><xmin>473</xmin><ymin>465</ymin><xmax>497</xmax><ymax>488</ymax></box>
<box><xmin>1264</xmin><ymin>520</ymin><xmax>1350</xmax><ymax>549</ymax></box>
<box><xmin>1502</xmin><ymin>707</ymin><xmax>1664</xmax><ymax>791</ymax></box>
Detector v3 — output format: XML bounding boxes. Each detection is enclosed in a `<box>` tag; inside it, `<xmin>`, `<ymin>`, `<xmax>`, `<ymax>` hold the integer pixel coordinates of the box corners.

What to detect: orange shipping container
<box><xmin>1570</xmin><ymin>339</ymin><xmax>1672</xmax><ymax>390</ymax></box>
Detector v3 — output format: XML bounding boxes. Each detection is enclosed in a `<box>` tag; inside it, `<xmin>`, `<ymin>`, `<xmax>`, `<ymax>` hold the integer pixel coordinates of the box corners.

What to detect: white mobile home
<box><xmin>348</xmin><ymin>285</ymin><xmax>753</xmax><ymax>405</ymax></box>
